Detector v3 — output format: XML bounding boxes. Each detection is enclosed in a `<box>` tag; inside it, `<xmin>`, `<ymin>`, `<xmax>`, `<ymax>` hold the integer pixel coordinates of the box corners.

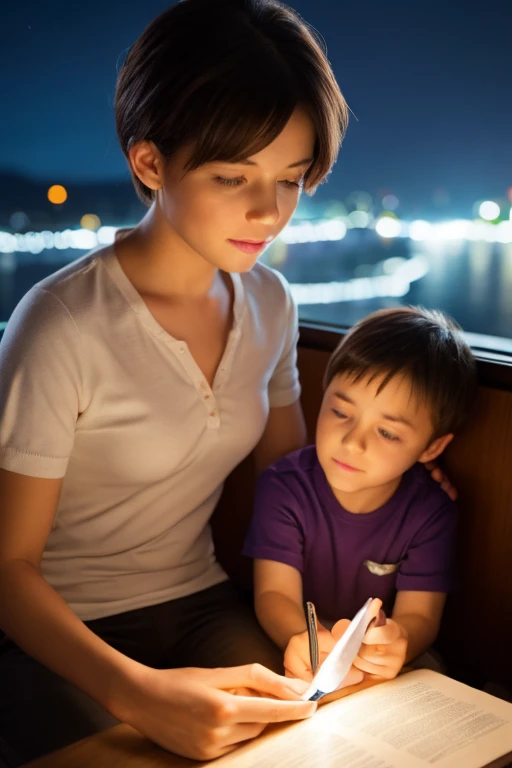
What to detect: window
<box><xmin>1</xmin><ymin>3</ymin><xmax>511</xmax><ymax>351</ymax></box>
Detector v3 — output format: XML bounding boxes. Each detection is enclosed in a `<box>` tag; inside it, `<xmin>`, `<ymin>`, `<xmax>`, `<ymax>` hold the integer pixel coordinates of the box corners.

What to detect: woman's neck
<box><xmin>115</xmin><ymin>204</ymin><xmax>220</xmax><ymax>301</ymax></box>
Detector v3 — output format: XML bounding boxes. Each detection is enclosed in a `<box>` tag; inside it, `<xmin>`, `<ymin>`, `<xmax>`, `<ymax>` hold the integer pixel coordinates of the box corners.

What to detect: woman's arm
<box><xmin>0</xmin><ymin>468</ymin><xmax>144</xmax><ymax>714</ymax></box>
<box><xmin>0</xmin><ymin>468</ymin><xmax>316</xmax><ymax>760</ymax></box>
<box><xmin>253</xmin><ymin>400</ymin><xmax>308</xmax><ymax>475</ymax></box>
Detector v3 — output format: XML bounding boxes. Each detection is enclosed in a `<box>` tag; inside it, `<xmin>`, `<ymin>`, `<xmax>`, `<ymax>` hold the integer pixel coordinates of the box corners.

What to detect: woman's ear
<box><xmin>128</xmin><ymin>140</ymin><xmax>164</xmax><ymax>192</ymax></box>
<box><xmin>418</xmin><ymin>433</ymin><xmax>454</xmax><ymax>464</ymax></box>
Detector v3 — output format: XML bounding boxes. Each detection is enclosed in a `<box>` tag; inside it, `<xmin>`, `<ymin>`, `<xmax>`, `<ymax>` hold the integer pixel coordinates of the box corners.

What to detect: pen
<box><xmin>305</xmin><ymin>601</ymin><xmax>319</xmax><ymax>675</ymax></box>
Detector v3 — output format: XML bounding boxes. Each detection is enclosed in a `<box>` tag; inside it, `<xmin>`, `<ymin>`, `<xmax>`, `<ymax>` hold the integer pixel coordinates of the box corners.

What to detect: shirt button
<box><xmin>179</xmin><ymin>345</ymin><xmax>185</xmax><ymax>354</ymax></box>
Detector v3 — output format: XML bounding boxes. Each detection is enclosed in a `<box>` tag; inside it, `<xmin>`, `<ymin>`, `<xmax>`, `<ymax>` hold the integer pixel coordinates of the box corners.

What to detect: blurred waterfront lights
<box><xmin>280</xmin><ymin>218</ymin><xmax>347</xmax><ymax>243</ymax></box>
<box><xmin>1</xmin><ymin>215</ymin><xmax>511</xmax><ymax>257</ymax></box>
<box><xmin>346</xmin><ymin>191</ymin><xmax>373</xmax><ymax>212</ymax></box>
<box><xmin>47</xmin><ymin>185</ymin><xmax>68</xmax><ymax>204</ymax></box>
<box><xmin>80</xmin><ymin>213</ymin><xmax>101</xmax><ymax>230</ymax></box>
<box><xmin>9</xmin><ymin>211</ymin><xmax>30</xmax><ymax>231</ymax></box>
<box><xmin>347</xmin><ymin>210</ymin><xmax>370</xmax><ymax>228</ymax></box>
<box><xmin>409</xmin><ymin>220</ymin><xmax>432</xmax><ymax>241</ymax></box>
<box><xmin>479</xmin><ymin>200</ymin><xmax>500</xmax><ymax>221</ymax></box>
<box><xmin>290</xmin><ymin>254</ymin><xmax>428</xmax><ymax>305</ymax></box>
<box><xmin>375</xmin><ymin>215</ymin><xmax>402</xmax><ymax>238</ymax></box>
<box><xmin>382</xmin><ymin>194</ymin><xmax>399</xmax><ymax>211</ymax></box>
<box><xmin>97</xmin><ymin>226</ymin><xmax>117</xmax><ymax>245</ymax></box>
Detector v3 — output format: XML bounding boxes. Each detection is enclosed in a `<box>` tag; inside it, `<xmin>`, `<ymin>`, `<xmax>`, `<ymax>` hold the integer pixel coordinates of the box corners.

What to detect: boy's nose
<box><xmin>341</xmin><ymin>425</ymin><xmax>366</xmax><ymax>453</ymax></box>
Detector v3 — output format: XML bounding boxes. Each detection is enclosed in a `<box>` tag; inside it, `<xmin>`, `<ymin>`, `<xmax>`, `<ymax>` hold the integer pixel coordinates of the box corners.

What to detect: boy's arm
<box><xmin>254</xmin><ymin>558</ymin><xmax>339</xmax><ymax>681</ymax></box>
<box><xmin>254</xmin><ymin>559</ymin><xmax>307</xmax><ymax>649</ymax></box>
<box><xmin>392</xmin><ymin>590</ymin><xmax>447</xmax><ymax>663</ymax></box>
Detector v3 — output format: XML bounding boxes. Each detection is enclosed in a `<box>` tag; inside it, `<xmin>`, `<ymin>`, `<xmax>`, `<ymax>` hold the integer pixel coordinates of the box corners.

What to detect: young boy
<box><xmin>243</xmin><ymin>307</ymin><xmax>477</xmax><ymax>687</ymax></box>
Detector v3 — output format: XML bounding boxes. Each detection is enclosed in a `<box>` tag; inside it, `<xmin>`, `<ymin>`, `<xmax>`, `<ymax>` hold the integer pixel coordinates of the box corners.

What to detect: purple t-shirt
<box><xmin>243</xmin><ymin>445</ymin><xmax>457</xmax><ymax>622</ymax></box>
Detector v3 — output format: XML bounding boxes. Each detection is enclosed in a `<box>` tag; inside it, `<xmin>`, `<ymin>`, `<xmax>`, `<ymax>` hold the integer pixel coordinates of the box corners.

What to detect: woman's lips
<box><xmin>228</xmin><ymin>239</ymin><xmax>267</xmax><ymax>254</ymax></box>
<box><xmin>332</xmin><ymin>458</ymin><xmax>363</xmax><ymax>472</ymax></box>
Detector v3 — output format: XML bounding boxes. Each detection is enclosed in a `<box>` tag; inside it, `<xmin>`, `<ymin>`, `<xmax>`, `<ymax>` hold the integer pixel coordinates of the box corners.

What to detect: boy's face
<box><xmin>316</xmin><ymin>371</ymin><xmax>453</xmax><ymax>512</ymax></box>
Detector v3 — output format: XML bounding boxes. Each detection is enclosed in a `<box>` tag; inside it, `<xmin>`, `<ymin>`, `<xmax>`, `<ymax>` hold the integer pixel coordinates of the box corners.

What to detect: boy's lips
<box><xmin>332</xmin><ymin>458</ymin><xmax>363</xmax><ymax>472</ymax></box>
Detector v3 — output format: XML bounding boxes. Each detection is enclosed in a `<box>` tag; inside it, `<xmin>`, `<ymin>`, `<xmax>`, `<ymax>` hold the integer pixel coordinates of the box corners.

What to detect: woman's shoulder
<box><xmin>1</xmin><ymin>246</ymin><xmax>113</xmax><ymax>345</ymax></box>
<box><xmin>36</xmin><ymin>245</ymin><xmax>107</xmax><ymax>300</ymax></box>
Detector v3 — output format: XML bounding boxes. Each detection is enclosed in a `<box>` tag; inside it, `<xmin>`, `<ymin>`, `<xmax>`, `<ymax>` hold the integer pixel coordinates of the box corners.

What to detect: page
<box><xmin>214</xmin><ymin>670</ymin><xmax>512</xmax><ymax>768</ymax></box>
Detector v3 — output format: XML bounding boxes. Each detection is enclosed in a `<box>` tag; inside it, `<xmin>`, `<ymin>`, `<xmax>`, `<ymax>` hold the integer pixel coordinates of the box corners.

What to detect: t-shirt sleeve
<box><xmin>396</xmin><ymin>500</ymin><xmax>458</xmax><ymax>593</ymax></box>
<box><xmin>242</xmin><ymin>468</ymin><xmax>305</xmax><ymax>572</ymax></box>
<box><xmin>267</xmin><ymin>273</ymin><xmax>301</xmax><ymax>409</ymax></box>
<box><xmin>0</xmin><ymin>286</ymin><xmax>84</xmax><ymax>478</ymax></box>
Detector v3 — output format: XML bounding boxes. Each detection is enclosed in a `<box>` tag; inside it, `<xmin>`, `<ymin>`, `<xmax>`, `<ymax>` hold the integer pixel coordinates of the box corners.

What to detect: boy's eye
<box><xmin>331</xmin><ymin>408</ymin><xmax>347</xmax><ymax>419</ymax></box>
<box><xmin>379</xmin><ymin>428</ymin><xmax>399</xmax><ymax>441</ymax></box>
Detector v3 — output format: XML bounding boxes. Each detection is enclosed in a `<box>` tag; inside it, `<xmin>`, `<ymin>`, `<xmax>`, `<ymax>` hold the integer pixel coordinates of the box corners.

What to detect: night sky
<box><xmin>2</xmin><ymin>0</ymin><xmax>511</xmax><ymax>213</ymax></box>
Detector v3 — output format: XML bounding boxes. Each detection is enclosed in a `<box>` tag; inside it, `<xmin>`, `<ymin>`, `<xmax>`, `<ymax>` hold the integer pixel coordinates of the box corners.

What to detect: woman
<box><xmin>0</xmin><ymin>0</ymin><xmax>345</xmax><ymax>763</ymax></box>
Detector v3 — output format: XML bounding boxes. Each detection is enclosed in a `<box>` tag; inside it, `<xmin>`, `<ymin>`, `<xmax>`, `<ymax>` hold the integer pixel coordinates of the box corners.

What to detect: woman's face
<box><xmin>157</xmin><ymin>107</ymin><xmax>316</xmax><ymax>272</ymax></box>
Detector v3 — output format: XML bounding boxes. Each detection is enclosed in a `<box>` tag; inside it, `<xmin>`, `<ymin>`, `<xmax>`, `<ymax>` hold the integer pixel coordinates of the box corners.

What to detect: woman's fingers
<box><xmin>204</xmin><ymin>663</ymin><xmax>310</xmax><ymax>699</ymax></box>
<box><xmin>228</xmin><ymin>693</ymin><xmax>317</xmax><ymax>723</ymax></box>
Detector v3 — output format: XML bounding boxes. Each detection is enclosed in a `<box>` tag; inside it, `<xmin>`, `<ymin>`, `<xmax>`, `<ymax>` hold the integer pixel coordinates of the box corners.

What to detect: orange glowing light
<box><xmin>80</xmin><ymin>214</ymin><xmax>101</xmax><ymax>230</ymax></box>
<box><xmin>47</xmin><ymin>185</ymin><xmax>68</xmax><ymax>204</ymax></box>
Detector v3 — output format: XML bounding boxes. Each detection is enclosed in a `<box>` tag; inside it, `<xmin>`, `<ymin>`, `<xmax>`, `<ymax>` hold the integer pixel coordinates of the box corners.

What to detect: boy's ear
<box><xmin>418</xmin><ymin>433</ymin><xmax>454</xmax><ymax>464</ymax></box>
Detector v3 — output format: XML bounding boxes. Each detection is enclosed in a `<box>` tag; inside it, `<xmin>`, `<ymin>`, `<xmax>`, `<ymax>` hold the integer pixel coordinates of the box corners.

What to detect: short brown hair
<box><xmin>324</xmin><ymin>307</ymin><xmax>477</xmax><ymax>439</ymax></box>
<box><xmin>115</xmin><ymin>0</ymin><xmax>348</xmax><ymax>205</ymax></box>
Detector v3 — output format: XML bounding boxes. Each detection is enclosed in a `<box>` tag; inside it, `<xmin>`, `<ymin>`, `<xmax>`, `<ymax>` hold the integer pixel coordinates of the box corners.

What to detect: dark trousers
<box><xmin>0</xmin><ymin>581</ymin><xmax>281</xmax><ymax>766</ymax></box>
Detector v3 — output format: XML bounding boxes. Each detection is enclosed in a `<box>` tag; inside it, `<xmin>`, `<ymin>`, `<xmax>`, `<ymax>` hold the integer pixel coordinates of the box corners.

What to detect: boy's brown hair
<box><xmin>115</xmin><ymin>0</ymin><xmax>348</xmax><ymax>205</ymax></box>
<box><xmin>324</xmin><ymin>307</ymin><xmax>477</xmax><ymax>439</ymax></box>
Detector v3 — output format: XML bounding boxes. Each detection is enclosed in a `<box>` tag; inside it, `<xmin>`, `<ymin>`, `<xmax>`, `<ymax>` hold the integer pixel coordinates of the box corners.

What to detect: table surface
<box><xmin>25</xmin><ymin>677</ymin><xmax>512</xmax><ymax>768</ymax></box>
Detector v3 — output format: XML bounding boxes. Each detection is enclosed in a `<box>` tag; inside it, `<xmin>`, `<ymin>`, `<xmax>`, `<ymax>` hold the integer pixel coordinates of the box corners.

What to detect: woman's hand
<box><xmin>117</xmin><ymin>663</ymin><xmax>317</xmax><ymax>761</ymax></box>
<box><xmin>424</xmin><ymin>461</ymin><xmax>458</xmax><ymax>501</ymax></box>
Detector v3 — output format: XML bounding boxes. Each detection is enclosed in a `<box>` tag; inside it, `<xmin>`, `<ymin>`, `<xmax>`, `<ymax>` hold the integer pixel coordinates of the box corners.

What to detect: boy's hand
<box><xmin>284</xmin><ymin>624</ymin><xmax>336</xmax><ymax>682</ymax></box>
<box><xmin>284</xmin><ymin>624</ymin><xmax>364</xmax><ymax>688</ymax></box>
<box><xmin>352</xmin><ymin>601</ymin><xmax>408</xmax><ymax>680</ymax></box>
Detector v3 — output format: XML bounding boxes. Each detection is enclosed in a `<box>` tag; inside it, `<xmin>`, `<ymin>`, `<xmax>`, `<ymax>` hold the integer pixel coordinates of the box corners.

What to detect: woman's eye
<box><xmin>214</xmin><ymin>176</ymin><xmax>245</xmax><ymax>187</ymax></box>
<box><xmin>331</xmin><ymin>408</ymin><xmax>347</xmax><ymax>419</ymax></box>
<box><xmin>379</xmin><ymin>428</ymin><xmax>399</xmax><ymax>441</ymax></box>
<box><xmin>280</xmin><ymin>179</ymin><xmax>304</xmax><ymax>189</ymax></box>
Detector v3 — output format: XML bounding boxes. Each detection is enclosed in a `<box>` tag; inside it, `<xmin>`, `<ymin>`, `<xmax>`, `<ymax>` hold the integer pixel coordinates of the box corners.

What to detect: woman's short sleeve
<box><xmin>267</xmin><ymin>274</ymin><xmax>301</xmax><ymax>408</ymax></box>
<box><xmin>0</xmin><ymin>287</ymin><xmax>83</xmax><ymax>478</ymax></box>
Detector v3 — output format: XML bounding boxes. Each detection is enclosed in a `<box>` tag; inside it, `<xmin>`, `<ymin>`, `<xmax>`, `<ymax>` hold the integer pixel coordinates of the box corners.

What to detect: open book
<box><xmin>214</xmin><ymin>669</ymin><xmax>512</xmax><ymax>768</ymax></box>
